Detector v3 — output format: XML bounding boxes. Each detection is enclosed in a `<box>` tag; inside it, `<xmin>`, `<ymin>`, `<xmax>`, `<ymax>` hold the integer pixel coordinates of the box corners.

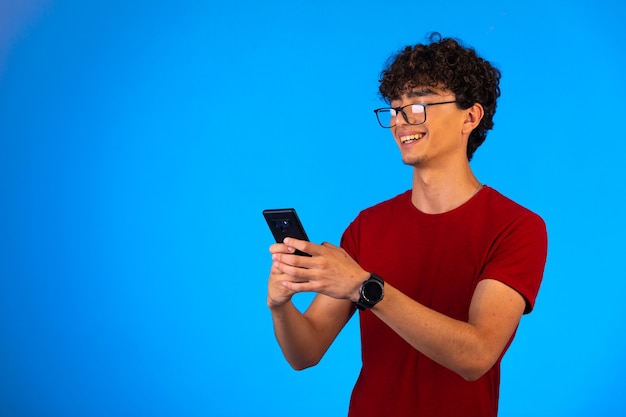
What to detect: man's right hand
<box><xmin>267</xmin><ymin>242</ymin><xmax>306</xmax><ymax>309</ymax></box>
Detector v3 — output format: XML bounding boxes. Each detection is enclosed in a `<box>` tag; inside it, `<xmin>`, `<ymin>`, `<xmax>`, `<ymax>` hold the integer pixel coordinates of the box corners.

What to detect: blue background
<box><xmin>1</xmin><ymin>1</ymin><xmax>625</xmax><ymax>416</ymax></box>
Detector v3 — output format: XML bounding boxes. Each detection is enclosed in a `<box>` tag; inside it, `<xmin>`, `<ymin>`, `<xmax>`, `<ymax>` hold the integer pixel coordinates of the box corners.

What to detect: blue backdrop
<box><xmin>1</xmin><ymin>1</ymin><xmax>625</xmax><ymax>416</ymax></box>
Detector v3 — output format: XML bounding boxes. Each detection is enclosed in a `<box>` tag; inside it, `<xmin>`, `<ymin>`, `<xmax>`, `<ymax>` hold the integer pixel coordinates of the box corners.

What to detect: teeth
<box><xmin>400</xmin><ymin>134</ymin><xmax>424</xmax><ymax>143</ymax></box>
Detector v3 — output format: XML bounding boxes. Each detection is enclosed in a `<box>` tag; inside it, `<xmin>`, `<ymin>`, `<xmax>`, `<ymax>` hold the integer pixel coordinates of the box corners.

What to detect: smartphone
<box><xmin>263</xmin><ymin>208</ymin><xmax>311</xmax><ymax>256</ymax></box>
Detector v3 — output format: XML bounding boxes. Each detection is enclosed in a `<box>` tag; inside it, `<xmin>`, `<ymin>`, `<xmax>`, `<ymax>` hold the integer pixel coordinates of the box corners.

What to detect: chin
<box><xmin>402</xmin><ymin>155</ymin><xmax>426</xmax><ymax>166</ymax></box>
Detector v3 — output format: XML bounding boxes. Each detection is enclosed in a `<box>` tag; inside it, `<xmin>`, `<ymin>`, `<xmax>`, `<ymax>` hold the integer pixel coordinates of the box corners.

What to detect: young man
<box><xmin>267</xmin><ymin>33</ymin><xmax>547</xmax><ymax>417</ymax></box>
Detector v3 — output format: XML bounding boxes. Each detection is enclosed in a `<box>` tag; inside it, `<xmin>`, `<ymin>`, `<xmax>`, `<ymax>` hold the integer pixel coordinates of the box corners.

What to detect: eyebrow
<box><xmin>406</xmin><ymin>88</ymin><xmax>438</xmax><ymax>98</ymax></box>
<box><xmin>388</xmin><ymin>87</ymin><xmax>439</xmax><ymax>104</ymax></box>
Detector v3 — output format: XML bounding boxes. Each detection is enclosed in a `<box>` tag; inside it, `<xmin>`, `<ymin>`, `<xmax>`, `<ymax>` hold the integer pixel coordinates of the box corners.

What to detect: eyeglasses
<box><xmin>373</xmin><ymin>100</ymin><xmax>458</xmax><ymax>128</ymax></box>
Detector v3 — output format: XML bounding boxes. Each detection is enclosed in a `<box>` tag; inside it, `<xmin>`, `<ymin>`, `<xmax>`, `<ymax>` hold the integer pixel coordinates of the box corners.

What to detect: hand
<box><xmin>270</xmin><ymin>238</ymin><xmax>370</xmax><ymax>302</ymax></box>
<box><xmin>266</xmin><ymin>241</ymin><xmax>308</xmax><ymax>308</ymax></box>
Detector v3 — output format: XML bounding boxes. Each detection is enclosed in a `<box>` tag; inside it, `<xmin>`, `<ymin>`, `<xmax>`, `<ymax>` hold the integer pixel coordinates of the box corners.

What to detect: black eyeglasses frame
<box><xmin>373</xmin><ymin>100</ymin><xmax>459</xmax><ymax>128</ymax></box>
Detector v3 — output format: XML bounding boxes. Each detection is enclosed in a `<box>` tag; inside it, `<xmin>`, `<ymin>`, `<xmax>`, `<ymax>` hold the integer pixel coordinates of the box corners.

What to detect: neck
<box><xmin>410</xmin><ymin>165</ymin><xmax>482</xmax><ymax>214</ymax></box>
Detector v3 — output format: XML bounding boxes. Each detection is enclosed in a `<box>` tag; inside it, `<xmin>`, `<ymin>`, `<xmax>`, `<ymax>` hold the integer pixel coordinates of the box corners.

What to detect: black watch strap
<box><xmin>355</xmin><ymin>273</ymin><xmax>385</xmax><ymax>311</ymax></box>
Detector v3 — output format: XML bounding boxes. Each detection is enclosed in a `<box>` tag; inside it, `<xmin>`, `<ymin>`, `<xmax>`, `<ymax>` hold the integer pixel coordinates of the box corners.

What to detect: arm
<box><xmin>275</xmin><ymin>238</ymin><xmax>526</xmax><ymax>380</ymax></box>
<box><xmin>371</xmin><ymin>278</ymin><xmax>525</xmax><ymax>381</ymax></box>
<box><xmin>267</xmin><ymin>243</ymin><xmax>354</xmax><ymax>370</ymax></box>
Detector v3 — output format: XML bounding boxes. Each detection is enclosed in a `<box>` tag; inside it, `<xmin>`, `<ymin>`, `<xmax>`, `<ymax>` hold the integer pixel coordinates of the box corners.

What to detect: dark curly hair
<box><xmin>378</xmin><ymin>33</ymin><xmax>501</xmax><ymax>161</ymax></box>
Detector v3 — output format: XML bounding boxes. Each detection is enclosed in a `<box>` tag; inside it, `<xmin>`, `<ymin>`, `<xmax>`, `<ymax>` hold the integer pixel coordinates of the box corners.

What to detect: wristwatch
<box><xmin>355</xmin><ymin>273</ymin><xmax>385</xmax><ymax>310</ymax></box>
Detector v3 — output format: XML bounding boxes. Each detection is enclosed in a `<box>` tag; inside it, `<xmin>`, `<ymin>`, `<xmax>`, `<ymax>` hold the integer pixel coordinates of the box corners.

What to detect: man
<box><xmin>266</xmin><ymin>33</ymin><xmax>547</xmax><ymax>417</ymax></box>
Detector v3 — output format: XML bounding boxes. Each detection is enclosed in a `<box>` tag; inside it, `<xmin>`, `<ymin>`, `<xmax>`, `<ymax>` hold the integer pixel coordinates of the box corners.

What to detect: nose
<box><xmin>392</xmin><ymin>109</ymin><xmax>408</xmax><ymax>127</ymax></box>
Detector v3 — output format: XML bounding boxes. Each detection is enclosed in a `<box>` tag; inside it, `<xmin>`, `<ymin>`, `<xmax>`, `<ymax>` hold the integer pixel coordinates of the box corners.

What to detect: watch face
<box><xmin>363</xmin><ymin>280</ymin><xmax>383</xmax><ymax>302</ymax></box>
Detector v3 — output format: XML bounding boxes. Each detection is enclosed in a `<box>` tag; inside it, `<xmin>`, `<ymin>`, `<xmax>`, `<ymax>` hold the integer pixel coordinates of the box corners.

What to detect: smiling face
<box><xmin>378</xmin><ymin>35</ymin><xmax>500</xmax><ymax>161</ymax></box>
<box><xmin>390</xmin><ymin>86</ymin><xmax>471</xmax><ymax>168</ymax></box>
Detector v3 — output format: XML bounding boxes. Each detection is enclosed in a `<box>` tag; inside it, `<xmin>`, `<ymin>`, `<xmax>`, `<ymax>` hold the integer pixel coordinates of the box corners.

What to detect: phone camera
<box><xmin>273</xmin><ymin>219</ymin><xmax>290</xmax><ymax>233</ymax></box>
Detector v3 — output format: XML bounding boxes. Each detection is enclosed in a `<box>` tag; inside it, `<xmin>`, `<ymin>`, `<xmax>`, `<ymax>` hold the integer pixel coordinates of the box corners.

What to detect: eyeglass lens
<box><xmin>377</xmin><ymin>104</ymin><xmax>425</xmax><ymax>127</ymax></box>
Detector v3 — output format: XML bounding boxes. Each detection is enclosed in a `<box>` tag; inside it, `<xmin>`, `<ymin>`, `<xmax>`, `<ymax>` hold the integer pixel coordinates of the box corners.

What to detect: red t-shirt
<box><xmin>341</xmin><ymin>186</ymin><xmax>547</xmax><ymax>417</ymax></box>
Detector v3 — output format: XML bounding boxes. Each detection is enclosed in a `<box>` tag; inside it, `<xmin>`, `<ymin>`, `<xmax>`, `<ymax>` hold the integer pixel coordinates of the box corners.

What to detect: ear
<box><xmin>461</xmin><ymin>103</ymin><xmax>484</xmax><ymax>135</ymax></box>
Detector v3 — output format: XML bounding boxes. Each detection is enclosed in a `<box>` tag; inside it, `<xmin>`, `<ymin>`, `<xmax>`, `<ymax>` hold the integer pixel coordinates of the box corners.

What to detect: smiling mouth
<box><xmin>400</xmin><ymin>133</ymin><xmax>424</xmax><ymax>144</ymax></box>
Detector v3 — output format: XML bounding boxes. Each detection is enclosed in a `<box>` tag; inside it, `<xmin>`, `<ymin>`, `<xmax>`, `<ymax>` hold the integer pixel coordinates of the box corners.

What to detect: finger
<box><xmin>270</xmin><ymin>262</ymin><xmax>288</xmax><ymax>275</ymax></box>
<box><xmin>320</xmin><ymin>241</ymin><xmax>339</xmax><ymax>249</ymax></box>
<box><xmin>272</xmin><ymin>258</ymin><xmax>312</xmax><ymax>281</ymax></box>
<box><xmin>272</xmin><ymin>253</ymin><xmax>308</xmax><ymax>270</ymax></box>
<box><xmin>269</xmin><ymin>242</ymin><xmax>296</xmax><ymax>255</ymax></box>
<box><xmin>281</xmin><ymin>280</ymin><xmax>317</xmax><ymax>292</ymax></box>
<box><xmin>283</xmin><ymin>237</ymin><xmax>319</xmax><ymax>256</ymax></box>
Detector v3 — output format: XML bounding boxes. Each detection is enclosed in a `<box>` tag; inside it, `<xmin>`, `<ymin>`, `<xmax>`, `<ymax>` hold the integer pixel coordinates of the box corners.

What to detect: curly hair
<box><xmin>378</xmin><ymin>33</ymin><xmax>501</xmax><ymax>161</ymax></box>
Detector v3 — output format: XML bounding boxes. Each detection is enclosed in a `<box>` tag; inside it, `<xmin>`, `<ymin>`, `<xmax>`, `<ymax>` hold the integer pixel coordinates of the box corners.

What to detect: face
<box><xmin>389</xmin><ymin>87</ymin><xmax>469</xmax><ymax>168</ymax></box>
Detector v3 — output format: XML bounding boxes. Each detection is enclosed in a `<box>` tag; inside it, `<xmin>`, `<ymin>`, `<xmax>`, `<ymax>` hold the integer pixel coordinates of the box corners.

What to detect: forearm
<box><xmin>374</xmin><ymin>289</ymin><xmax>485</xmax><ymax>379</ymax></box>
<box><xmin>266</xmin><ymin>240</ymin><xmax>361</xmax><ymax>370</ymax></box>
<box><xmin>372</xmin><ymin>281</ymin><xmax>524</xmax><ymax>381</ymax></box>
<box><xmin>269</xmin><ymin>300</ymin><xmax>326</xmax><ymax>370</ymax></box>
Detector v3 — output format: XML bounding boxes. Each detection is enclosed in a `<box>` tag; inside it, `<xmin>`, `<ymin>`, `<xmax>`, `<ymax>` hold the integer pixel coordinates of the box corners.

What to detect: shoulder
<box><xmin>480</xmin><ymin>186</ymin><xmax>546</xmax><ymax>228</ymax></box>
<box><xmin>341</xmin><ymin>190</ymin><xmax>411</xmax><ymax>254</ymax></box>
<box><xmin>358</xmin><ymin>189</ymin><xmax>412</xmax><ymax>220</ymax></box>
<box><xmin>477</xmin><ymin>187</ymin><xmax>548</xmax><ymax>313</ymax></box>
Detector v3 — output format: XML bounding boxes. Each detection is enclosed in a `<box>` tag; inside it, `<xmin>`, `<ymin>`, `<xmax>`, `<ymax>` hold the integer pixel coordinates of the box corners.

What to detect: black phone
<box><xmin>263</xmin><ymin>208</ymin><xmax>311</xmax><ymax>256</ymax></box>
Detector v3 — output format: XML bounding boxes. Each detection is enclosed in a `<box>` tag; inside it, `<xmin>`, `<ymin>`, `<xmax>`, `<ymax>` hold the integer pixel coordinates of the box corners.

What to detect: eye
<box><xmin>411</xmin><ymin>104</ymin><xmax>425</xmax><ymax>114</ymax></box>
